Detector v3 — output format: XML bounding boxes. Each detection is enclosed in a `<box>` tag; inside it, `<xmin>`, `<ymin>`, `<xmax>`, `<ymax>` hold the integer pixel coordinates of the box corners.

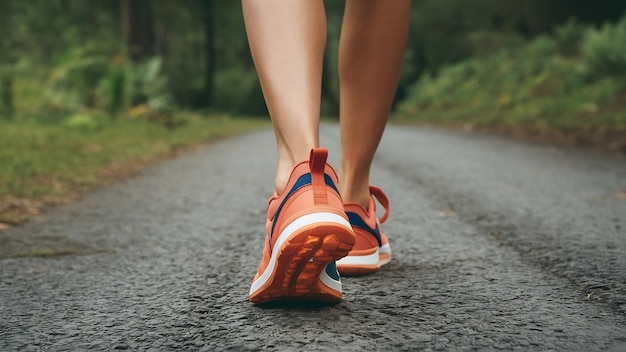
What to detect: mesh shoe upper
<box><xmin>337</xmin><ymin>186</ymin><xmax>391</xmax><ymax>275</ymax></box>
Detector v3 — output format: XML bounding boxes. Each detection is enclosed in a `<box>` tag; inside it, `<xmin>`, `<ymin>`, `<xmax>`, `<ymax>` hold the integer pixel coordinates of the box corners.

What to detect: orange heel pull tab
<box><xmin>309</xmin><ymin>148</ymin><xmax>329</xmax><ymax>205</ymax></box>
<box><xmin>369</xmin><ymin>186</ymin><xmax>390</xmax><ymax>223</ymax></box>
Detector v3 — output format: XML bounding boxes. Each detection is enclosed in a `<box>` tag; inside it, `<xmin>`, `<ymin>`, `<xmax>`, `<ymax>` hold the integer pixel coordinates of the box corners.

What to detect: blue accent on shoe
<box><xmin>270</xmin><ymin>173</ymin><xmax>340</xmax><ymax>241</ymax></box>
<box><xmin>346</xmin><ymin>211</ymin><xmax>382</xmax><ymax>247</ymax></box>
<box><xmin>270</xmin><ymin>173</ymin><xmax>311</xmax><ymax>239</ymax></box>
<box><xmin>324</xmin><ymin>262</ymin><xmax>340</xmax><ymax>281</ymax></box>
<box><xmin>324</xmin><ymin>174</ymin><xmax>339</xmax><ymax>195</ymax></box>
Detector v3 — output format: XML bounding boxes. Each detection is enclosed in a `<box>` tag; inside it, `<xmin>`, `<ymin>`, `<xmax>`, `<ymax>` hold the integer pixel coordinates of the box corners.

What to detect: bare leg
<box><xmin>338</xmin><ymin>0</ymin><xmax>410</xmax><ymax>207</ymax></box>
<box><xmin>242</xmin><ymin>0</ymin><xmax>327</xmax><ymax>194</ymax></box>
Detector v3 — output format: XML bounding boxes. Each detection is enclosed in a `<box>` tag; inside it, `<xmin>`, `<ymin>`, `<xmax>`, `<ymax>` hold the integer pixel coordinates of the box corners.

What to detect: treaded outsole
<box><xmin>249</xmin><ymin>223</ymin><xmax>354</xmax><ymax>304</ymax></box>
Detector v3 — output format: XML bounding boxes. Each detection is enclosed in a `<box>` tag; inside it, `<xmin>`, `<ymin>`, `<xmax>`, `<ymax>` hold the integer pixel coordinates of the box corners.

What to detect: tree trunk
<box><xmin>201</xmin><ymin>0</ymin><xmax>216</xmax><ymax>108</ymax></box>
<box><xmin>121</xmin><ymin>0</ymin><xmax>155</xmax><ymax>61</ymax></box>
<box><xmin>0</xmin><ymin>1</ymin><xmax>14</xmax><ymax>118</ymax></box>
<box><xmin>321</xmin><ymin>49</ymin><xmax>339</xmax><ymax>115</ymax></box>
<box><xmin>1</xmin><ymin>74</ymin><xmax>14</xmax><ymax>118</ymax></box>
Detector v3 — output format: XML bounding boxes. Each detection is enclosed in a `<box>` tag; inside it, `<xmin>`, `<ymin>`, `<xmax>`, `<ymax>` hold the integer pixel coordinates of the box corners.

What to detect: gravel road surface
<box><xmin>1</xmin><ymin>124</ymin><xmax>626</xmax><ymax>351</ymax></box>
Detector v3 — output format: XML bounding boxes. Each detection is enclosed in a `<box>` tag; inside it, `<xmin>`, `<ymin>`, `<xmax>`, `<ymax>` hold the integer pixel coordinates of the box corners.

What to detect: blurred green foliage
<box><xmin>583</xmin><ymin>18</ymin><xmax>626</xmax><ymax>77</ymax></box>
<box><xmin>0</xmin><ymin>0</ymin><xmax>260</xmax><ymax>124</ymax></box>
<box><xmin>0</xmin><ymin>0</ymin><xmax>625</xmax><ymax>124</ymax></box>
<box><xmin>398</xmin><ymin>15</ymin><xmax>626</xmax><ymax>131</ymax></box>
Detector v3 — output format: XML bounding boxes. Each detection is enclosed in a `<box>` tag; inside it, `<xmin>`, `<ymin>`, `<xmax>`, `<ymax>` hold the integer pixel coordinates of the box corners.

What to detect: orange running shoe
<box><xmin>336</xmin><ymin>186</ymin><xmax>391</xmax><ymax>276</ymax></box>
<box><xmin>249</xmin><ymin>148</ymin><xmax>356</xmax><ymax>304</ymax></box>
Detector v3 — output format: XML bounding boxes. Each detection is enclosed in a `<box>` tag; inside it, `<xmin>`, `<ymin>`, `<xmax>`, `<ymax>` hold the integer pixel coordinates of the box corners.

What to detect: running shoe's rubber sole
<box><xmin>249</xmin><ymin>213</ymin><xmax>354</xmax><ymax>304</ymax></box>
<box><xmin>337</xmin><ymin>244</ymin><xmax>392</xmax><ymax>276</ymax></box>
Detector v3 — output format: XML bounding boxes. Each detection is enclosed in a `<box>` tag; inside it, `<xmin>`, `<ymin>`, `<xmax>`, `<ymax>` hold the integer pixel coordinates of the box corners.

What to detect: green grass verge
<box><xmin>0</xmin><ymin>113</ymin><xmax>269</xmax><ymax>224</ymax></box>
<box><xmin>395</xmin><ymin>73</ymin><xmax>626</xmax><ymax>152</ymax></box>
<box><xmin>395</xmin><ymin>20</ymin><xmax>626</xmax><ymax>152</ymax></box>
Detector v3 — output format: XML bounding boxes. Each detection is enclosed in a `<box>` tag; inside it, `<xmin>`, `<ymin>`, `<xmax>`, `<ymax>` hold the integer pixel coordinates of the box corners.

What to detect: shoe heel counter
<box><xmin>309</xmin><ymin>148</ymin><xmax>329</xmax><ymax>206</ymax></box>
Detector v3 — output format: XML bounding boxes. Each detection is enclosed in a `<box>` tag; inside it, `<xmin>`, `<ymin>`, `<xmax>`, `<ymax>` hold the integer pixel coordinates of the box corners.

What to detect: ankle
<box><xmin>339</xmin><ymin>167</ymin><xmax>371</xmax><ymax>208</ymax></box>
<box><xmin>275</xmin><ymin>160</ymin><xmax>300</xmax><ymax>195</ymax></box>
<box><xmin>275</xmin><ymin>146</ymin><xmax>317</xmax><ymax>195</ymax></box>
<box><xmin>340</xmin><ymin>186</ymin><xmax>371</xmax><ymax>209</ymax></box>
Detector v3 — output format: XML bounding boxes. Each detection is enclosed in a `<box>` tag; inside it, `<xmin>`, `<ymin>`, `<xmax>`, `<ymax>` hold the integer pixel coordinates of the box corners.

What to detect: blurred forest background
<box><xmin>1</xmin><ymin>0</ymin><xmax>626</xmax><ymax>225</ymax></box>
<box><xmin>1</xmin><ymin>0</ymin><xmax>625</xmax><ymax>121</ymax></box>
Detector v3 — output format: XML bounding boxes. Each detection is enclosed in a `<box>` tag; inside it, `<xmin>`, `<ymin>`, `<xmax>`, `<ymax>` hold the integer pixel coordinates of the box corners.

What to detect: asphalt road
<box><xmin>1</xmin><ymin>124</ymin><xmax>626</xmax><ymax>351</ymax></box>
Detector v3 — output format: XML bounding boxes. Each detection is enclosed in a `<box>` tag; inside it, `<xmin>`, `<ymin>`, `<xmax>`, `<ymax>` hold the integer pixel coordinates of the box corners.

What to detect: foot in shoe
<box><xmin>336</xmin><ymin>186</ymin><xmax>391</xmax><ymax>276</ymax></box>
<box><xmin>249</xmin><ymin>148</ymin><xmax>356</xmax><ymax>304</ymax></box>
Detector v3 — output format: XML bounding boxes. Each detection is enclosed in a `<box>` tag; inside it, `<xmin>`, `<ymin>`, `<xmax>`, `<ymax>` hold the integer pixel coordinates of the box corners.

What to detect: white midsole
<box><xmin>336</xmin><ymin>243</ymin><xmax>392</xmax><ymax>266</ymax></box>
<box><xmin>319</xmin><ymin>264</ymin><xmax>342</xmax><ymax>291</ymax></box>
<box><xmin>249</xmin><ymin>212</ymin><xmax>351</xmax><ymax>296</ymax></box>
<box><xmin>336</xmin><ymin>249</ymin><xmax>379</xmax><ymax>266</ymax></box>
<box><xmin>379</xmin><ymin>243</ymin><xmax>391</xmax><ymax>255</ymax></box>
